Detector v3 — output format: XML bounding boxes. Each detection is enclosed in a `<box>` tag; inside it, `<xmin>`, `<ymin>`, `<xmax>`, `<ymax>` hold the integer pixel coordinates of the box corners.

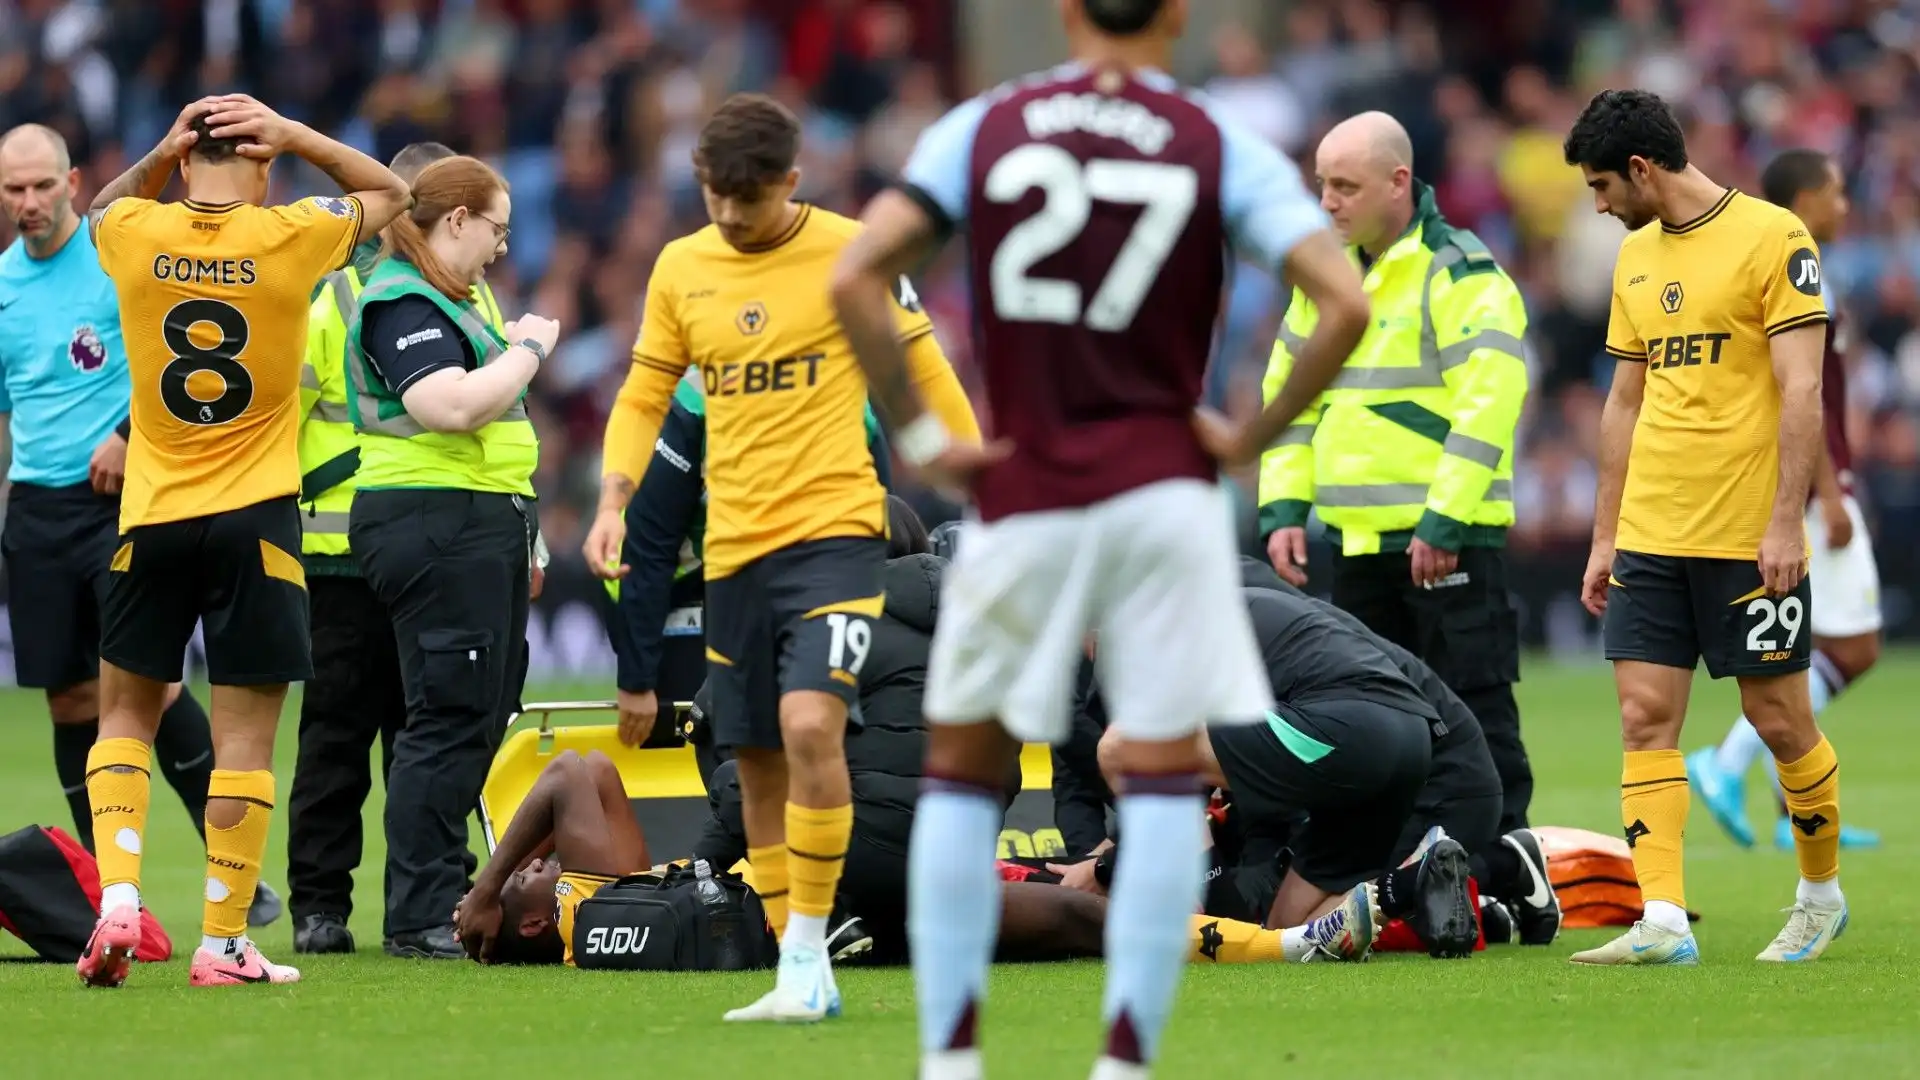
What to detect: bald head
<box><xmin>1</xmin><ymin>123</ymin><xmax>80</xmax><ymax>252</ymax></box>
<box><xmin>0</xmin><ymin>124</ymin><xmax>72</xmax><ymax>173</ymax></box>
<box><xmin>1315</xmin><ymin>111</ymin><xmax>1416</xmax><ymax>253</ymax></box>
<box><xmin>1318</xmin><ymin>111</ymin><xmax>1413</xmax><ymax>175</ymax></box>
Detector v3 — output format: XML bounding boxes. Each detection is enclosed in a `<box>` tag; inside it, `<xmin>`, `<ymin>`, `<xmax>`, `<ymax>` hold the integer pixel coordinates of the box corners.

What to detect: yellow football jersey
<box><xmin>554</xmin><ymin>871</ymin><xmax>617</xmax><ymax>967</ymax></box>
<box><xmin>631</xmin><ymin>205</ymin><xmax>933</xmax><ymax>578</ymax></box>
<box><xmin>1605</xmin><ymin>190</ymin><xmax>1828</xmax><ymax>560</ymax></box>
<box><xmin>95</xmin><ymin>194</ymin><xmax>361</xmax><ymax>529</ymax></box>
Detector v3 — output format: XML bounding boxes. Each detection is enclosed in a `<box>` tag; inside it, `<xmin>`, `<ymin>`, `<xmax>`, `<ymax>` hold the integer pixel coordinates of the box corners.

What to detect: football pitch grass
<box><xmin>2</xmin><ymin>659</ymin><xmax>1916</xmax><ymax>1079</ymax></box>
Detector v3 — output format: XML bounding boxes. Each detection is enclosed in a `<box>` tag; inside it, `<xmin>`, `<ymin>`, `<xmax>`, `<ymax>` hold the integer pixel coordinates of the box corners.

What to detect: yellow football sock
<box><xmin>1621</xmin><ymin>749</ymin><xmax>1689</xmax><ymax>908</ymax></box>
<box><xmin>749</xmin><ymin>844</ymin><xmax>790</xmax><ymax>939</ymax></box>
<box><xmin>1189</xmin><ymin>915</ymin><xmax>1283</xmax><ymax>964</ymax></box>
<box><xmin>786</xmin><ymin>801</ymin><xmax>853</xmax><ymax>922</ymax></box>
<box><xmin>1776</xmin><ymin>736</ymin><xmax>1841</xmax><ymax>884</ymax></box>
<box><xmin>85</xmin><ymin>738</ymin><xmax>152</xmax><ymax>894</ymax></box>
<box><xmin>202</xmin><ymin>770</ymin><xmax>275</xmax><ymax>939</ymax></box>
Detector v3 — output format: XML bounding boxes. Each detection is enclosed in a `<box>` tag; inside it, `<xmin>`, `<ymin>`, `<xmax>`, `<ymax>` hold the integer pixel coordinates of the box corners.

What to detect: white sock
<box><xmin>1642</xmin><ymin>899</ymin><xmax>1690</xmax><ymax>935</ymax></box>
<box><xmin>200</xmin><ymin>933</ymin><xmax>244</xmax><ymax>958</ymax></box>
<box><xmin>784</xmin><ymin>912</ymin><xmax>828</xmax><ymax>951</ymax></box>
<box><xmin>1796</xmin><ymin>876</ymin><xmax>1844</xmax><ymax>908</ymax></box>
<box><xmin>918</xmin><ymin>1049</ymin><xmax>983</xmax><ymax>1080</ymax></box>
<box><xmin>1090</xmin><ymin>1058</ymin><xmax>1150</xmax><ymax>1080</ymax></box>
<box><xmin>100</xmin><ymin>882</ymin><xmax>141</xmax><ymax>913</ymax></box>
<box><xmin>909</xmin><ymin>784</ymin><xmax>1003</xmax><ymax>1056</ymax></box>
<box><xmin>1279</xmin><ymin>925</ymin><xmax>1314</xmax><ymax>963</ymax></box>
<box><xmin>1103</xmin><ymin>786</ymin><xmax>1207</xmax><ymax>1068</ymax></box>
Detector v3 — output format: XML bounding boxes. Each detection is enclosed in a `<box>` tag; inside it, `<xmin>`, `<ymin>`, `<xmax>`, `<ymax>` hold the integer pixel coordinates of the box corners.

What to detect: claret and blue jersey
<box><xmin>896</xmin><ymin>62</ymin><xmax>1334</xmax><ymax>520</ymax></box>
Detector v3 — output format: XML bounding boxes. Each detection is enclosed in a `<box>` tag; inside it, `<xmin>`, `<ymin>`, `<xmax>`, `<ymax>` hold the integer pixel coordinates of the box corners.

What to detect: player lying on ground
<box><xmin>1689</xmin><ymin>146</ymin><xmax>1880</xmax><ymax>852</ymax></box>
<box><xmin>831</xmin><ymin>0</ymin><xmax>1372</xmax><ymax>1072</ymax></box>
<box><xmin>1566</xmin><ymin>88</ymin><xmax>1848</xmax><ymax>965</ymax></box>
<box><xmin>0</xmin><ymin>122</ymin><xmax>282</xmax><ymax>930</ymax></box>
<box><xmin>77</xmin><ymin>95</ymin><xmax>408</xmax><ymax>989</ymax></box>
<box><xmin>458</xmin><ymin>749</ymin><xmax>1377</xmax><ymax>968</ymax></box>
<box><xmin>1236</xmin><ymin>557</ymin><xmax>1563</xmax><ymax>946</ymax></box>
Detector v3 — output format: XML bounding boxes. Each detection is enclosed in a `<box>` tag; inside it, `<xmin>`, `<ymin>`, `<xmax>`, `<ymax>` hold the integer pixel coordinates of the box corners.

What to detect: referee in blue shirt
<box><xmin>0</xmin><ymin>124</ymin><xmax>281</xmax><ymax>926</ymax></box>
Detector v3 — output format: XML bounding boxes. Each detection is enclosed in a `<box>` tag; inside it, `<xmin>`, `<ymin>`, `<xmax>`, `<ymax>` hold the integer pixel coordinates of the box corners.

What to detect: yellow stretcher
<box><xmin>478</xmin><ymin>701</ymin><xmax>1064</xmax><ymax>860</ymax></box>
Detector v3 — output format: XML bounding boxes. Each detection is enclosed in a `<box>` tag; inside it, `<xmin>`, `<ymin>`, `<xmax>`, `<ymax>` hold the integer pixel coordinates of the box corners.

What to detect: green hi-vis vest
<box><xmin>1256</xmin><ymin>182</ymin><xmax>1529</xmax><ymax>556</ymax></box>
<box><xmin>344</xmin><ymin>259</ymin><xmax>535</xmax><ymax>496</ymax></box>
<box><xmin>300</xmin><ymin>244</ymin><xmax>506</xmax><ymax>570</ymax></box>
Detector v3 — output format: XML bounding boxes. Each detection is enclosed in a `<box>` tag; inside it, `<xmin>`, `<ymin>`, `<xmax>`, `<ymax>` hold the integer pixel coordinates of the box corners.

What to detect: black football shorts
<box><xmin>100</xmin><ymin>495</ymin><xmax>312</xmax><ymax>685</ymax></box>
<box><xmin>703</xmin><ymin>536</ymin><xmax>886</xmax><ymax>751</ymax></box>
<box><xmin>1603</xmin><ymin>550</ymin><xmax>1813</xmax><ymax>679</ymax></box>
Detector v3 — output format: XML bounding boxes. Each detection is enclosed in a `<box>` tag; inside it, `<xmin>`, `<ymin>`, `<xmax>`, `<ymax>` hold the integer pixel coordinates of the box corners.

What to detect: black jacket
<box><xmin>1238</xmin><ymin>557</ymin><xmax>1500</xmax><ymax>797</ymax></box>
<box><xmin>1051</xmin><ymin>660</ymin><xmax>1114</xmax><ymax>856</ymax></box>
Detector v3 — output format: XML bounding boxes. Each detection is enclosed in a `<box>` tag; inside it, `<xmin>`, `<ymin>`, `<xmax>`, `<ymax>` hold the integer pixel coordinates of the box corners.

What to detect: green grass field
<box><xmin>2</xmin><ymin>661</ymin><xmax>1916</xmax><ymax>1079</ymax></box>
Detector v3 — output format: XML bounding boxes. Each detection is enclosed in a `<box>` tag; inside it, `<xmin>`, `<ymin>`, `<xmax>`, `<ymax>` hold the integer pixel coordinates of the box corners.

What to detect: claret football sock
<box><xmin>1102</xmin><ymin>779</ymin><xmax>1206</xmax><ymax>1068</ymax></box>
<box><xmin>909</xmin><ymin>780</ymin><xmax>1002</xmax><ymax>1057</ymax></box>
<box><xmin>87</xmin><ymin>737</ymin><xmax>153</xmax><ymax>912</ymax></box>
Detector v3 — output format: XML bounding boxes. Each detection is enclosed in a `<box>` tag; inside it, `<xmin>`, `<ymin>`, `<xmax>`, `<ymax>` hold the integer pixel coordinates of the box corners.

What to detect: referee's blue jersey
<box><xmin>0</xmin><ymin>225</ymin><xmax>130</xmax><ymax>487</ymax></box>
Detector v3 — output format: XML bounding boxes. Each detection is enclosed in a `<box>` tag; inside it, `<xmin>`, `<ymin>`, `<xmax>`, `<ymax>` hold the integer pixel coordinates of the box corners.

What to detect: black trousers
<box><xmin>285</xmin><ymin>575</ymin><xmax>406</xmax><ymax>923</ymax></box>
<box><xmin>351</xmin><ymin>489</ymin><xmax>531</xmax><ymax>936</ymax></box>
<box><xmin>1330</xmin><ymin>546</ymin><xmax>1533</xmax><ymax>833</ymax></box>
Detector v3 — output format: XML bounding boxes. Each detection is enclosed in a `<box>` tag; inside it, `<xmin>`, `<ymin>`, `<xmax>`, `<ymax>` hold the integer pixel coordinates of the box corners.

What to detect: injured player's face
<box><xmin>490</xmin><ymin>856</ymin><xmax>566</xmax><ymax>963</ymax></box>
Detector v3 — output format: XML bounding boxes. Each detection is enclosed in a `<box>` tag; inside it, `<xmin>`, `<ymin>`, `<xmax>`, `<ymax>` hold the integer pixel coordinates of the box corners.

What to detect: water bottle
<box><xmin>693</xmin><ymin>858</ymin><xmax>747</xmax><ymax>969</ymax></box>
<box><xmin>693</xmin><ymin>858</ymin><xmax>725</xmax><ymax>905</ymax></box>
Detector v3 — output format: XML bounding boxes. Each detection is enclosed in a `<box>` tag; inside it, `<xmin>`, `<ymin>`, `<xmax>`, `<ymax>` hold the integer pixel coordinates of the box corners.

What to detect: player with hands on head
<box><xmin>76</xmin><ymin>93</ymin><xmax>407</xmax><ymax>990</ymax></box>
<box><xmin>833</xmin><ymin>1</ymin><xmax>1366</xmax><ymax>1076</ymax></box>
<box><xmin>0</xmin><ymin>122</ymin><xmax>293</xmax><ymax>929</ymax></box>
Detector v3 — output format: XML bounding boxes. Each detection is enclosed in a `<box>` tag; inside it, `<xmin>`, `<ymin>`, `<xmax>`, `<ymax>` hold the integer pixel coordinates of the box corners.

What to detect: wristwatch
<box><xmin>518</xmin><ymin>337</ymin><xmax>549</xmax><ymax>362</ymax></box>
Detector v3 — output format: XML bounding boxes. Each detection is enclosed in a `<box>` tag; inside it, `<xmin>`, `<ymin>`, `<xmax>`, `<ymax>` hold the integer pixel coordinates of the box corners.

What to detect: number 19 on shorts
<box><xmin>825</xmin><ymin>612</ymin><xmax>872</xmax><ymax>679</ymax></box>
<box><xmin>1746</xmin><ymin>595</ymin><xmax>1804</xmax><ymax>661</ymax></box>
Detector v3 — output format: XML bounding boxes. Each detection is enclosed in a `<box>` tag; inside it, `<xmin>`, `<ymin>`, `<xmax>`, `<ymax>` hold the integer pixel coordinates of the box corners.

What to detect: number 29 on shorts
<box><xmin>1745</xmin><ymin>594</ymin><xmax>1804</xmax><ymax>660</ymax></box>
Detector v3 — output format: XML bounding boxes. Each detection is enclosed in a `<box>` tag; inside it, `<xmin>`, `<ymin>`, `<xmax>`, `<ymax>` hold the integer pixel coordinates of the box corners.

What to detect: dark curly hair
<box><xmin>1562</xmin><ymin>89</ymin><xmax>1688</xmax><ymax>176</ymax></box>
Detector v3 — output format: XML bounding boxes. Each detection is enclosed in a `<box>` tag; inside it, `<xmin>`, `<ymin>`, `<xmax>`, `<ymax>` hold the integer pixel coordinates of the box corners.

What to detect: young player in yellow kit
<box><xmin>584</xmin><ymin>93</ymin><xmax>978</xmax><ymax>1021</ymax></box>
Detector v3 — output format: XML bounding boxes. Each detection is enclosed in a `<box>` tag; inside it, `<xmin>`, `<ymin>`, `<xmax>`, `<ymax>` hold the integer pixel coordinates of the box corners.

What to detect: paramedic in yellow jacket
<box><xmin>1256</xmin><ymin>112</ymin><xmax>1535</xmax><ymax>835</ymax></box>
<box><xmin>285</xmin><ymin>142</ymin><xmax>513</xmax><ymax>960</ymax></box>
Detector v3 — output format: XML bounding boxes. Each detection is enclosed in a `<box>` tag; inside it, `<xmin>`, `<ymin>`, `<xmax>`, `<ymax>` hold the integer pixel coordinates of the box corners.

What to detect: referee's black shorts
<box><xmin>1</xmin><ymin>481</ymin><xmax>120</xmax><ymax>691</ymax></box>
<box><xmin>101</xmin><ymin>495</ymin><xmax>312</xmax><ymax>686</ymax></box>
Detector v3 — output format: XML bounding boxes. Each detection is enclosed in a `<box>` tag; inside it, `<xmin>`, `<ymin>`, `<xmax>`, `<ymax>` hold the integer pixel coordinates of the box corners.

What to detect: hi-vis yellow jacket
<box><xmin>1257</xmin><ymin>182</ymin><xmax>1529</xmax><ymax>556</ymax></box>
<box><xmin>299</xmin><ymin>241</ymin><xmax>505</xmax><ymax>573</ymax></box>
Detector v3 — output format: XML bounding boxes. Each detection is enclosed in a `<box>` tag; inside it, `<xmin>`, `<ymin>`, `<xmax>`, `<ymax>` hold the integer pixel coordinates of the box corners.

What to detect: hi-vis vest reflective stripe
<box><xmin>298</xmin><ymin>267</ymin><xmax>365</xmax><ymax>556</ymax></box>
<box><xmin>1257</xmin><ymin>184</ymin><xmax>1528</xmax><ymax>556</ymax></box>
<box><xmin>345</xmin><ymin>260</ymin><xmax>537</xmax><ymax>495</ymax></box>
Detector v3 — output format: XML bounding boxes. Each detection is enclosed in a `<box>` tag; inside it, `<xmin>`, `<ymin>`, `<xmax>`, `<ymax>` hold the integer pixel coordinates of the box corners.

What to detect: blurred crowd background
<box><xmin>7</xmin><ymin>0</ymin><xmax>1920</xmax><ymax>659</ymax></box>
